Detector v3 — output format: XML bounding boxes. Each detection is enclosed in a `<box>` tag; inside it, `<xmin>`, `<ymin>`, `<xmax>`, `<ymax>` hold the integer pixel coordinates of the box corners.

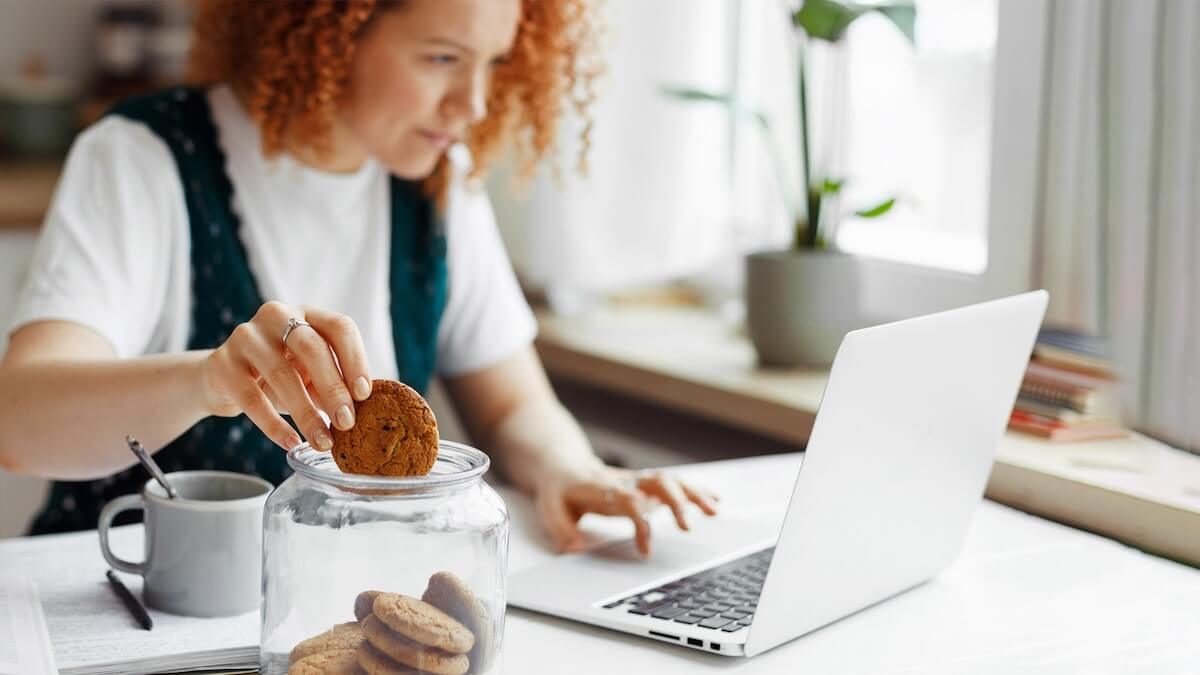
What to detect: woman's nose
<box><xmin>444</xmin><ymin>70</ymin><xmax>488</xmax><ymax>125</ymax></box>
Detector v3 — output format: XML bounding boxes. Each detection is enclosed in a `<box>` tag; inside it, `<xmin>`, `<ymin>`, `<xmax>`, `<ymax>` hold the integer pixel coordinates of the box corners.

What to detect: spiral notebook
<box><xmin>0</xmin><ymin>527</ymin><xmax>258</xmax><ymax>675</ymax></box>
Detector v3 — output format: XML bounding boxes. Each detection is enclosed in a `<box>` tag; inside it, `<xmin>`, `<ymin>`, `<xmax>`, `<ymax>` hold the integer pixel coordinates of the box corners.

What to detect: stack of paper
<box><xmin>0</xmin><ymin>575</ymin><xmax>56</xmax><ymax>675</ymax></box>
<box><xmin>0</xmin><ymin>526</ymin><xmax>258</xmax><ymax>675</ymax></box>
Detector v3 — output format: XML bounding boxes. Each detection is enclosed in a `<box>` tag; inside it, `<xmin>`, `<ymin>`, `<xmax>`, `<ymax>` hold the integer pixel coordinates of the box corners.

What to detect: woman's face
<box><xmin>341</xmin><ymin>0</ymin><xmax>520</xmax><ymax>179</ymax></box>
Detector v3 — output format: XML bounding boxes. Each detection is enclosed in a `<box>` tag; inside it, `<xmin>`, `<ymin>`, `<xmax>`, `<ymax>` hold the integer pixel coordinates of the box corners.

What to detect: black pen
<box><xmin>106</xmin><ymin>569</ymin><xmax>153</xmax><ymax>630</ymax></box>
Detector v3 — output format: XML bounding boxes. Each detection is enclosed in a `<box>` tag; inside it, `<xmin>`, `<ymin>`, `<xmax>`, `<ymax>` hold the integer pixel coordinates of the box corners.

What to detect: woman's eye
<box><xmin>427</xmin><ymin>54</ymin><xmax>459</xmax><ymax>65</ymax></box>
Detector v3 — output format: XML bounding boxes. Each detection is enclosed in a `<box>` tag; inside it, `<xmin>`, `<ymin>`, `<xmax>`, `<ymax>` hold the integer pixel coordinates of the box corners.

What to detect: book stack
<box><xmin>1008</xmin><ymin>328</ymin><xmax>1127</xmax><ymax>442</ymax></box>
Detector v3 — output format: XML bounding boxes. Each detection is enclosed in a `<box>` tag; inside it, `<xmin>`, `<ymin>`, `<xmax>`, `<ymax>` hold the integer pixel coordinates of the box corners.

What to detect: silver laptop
<box><xmin>508</xmin><ymin>290</ymin><xmax>1049</xmax><ymax>657</ymax></box>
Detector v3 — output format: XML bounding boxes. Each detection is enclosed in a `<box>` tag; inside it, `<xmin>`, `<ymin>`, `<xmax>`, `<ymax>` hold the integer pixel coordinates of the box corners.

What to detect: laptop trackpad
<box><xmin>508</xmin><ymin>509</ymin><xmax>780</xmax><ymax>611</ymax></box>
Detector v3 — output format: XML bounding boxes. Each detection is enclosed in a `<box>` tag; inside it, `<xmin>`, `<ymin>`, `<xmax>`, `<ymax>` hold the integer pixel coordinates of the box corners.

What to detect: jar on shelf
<box><xmin>261</xmin><ymin>441</ymin><xmax>508</xmax><ymax>674</ymax></box>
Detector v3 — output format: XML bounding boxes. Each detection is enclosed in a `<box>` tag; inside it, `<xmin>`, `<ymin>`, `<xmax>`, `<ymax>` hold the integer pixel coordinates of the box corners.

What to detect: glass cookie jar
<box><xmin>260</xmin><ymin>441</ymin><xmax>508</xmax><ymax>674</ymax></box>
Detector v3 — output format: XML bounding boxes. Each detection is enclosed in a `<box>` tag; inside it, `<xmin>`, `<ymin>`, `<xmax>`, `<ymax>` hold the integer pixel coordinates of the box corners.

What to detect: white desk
<box><xmin>503</xmin><ymin>454</ymin><xmax>1200</xmax><ymax>673</ymax></box>
<box><xmin>3</xmin><ymin>454</ymin><xmax>1199</xmax><ymax>673</ymax></box>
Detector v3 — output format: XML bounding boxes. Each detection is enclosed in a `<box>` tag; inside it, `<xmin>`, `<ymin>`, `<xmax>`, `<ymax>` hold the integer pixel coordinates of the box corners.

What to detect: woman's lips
<box><xmin>418</xmin><ymin>129</ymin><xmax>456</xmax><ymax>149</ymax></box>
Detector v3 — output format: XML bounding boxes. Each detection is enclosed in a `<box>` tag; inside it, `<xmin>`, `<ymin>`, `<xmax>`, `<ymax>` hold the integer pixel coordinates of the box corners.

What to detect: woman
<box><xmin>0</xmin><ymin>0</ymin><xmax>715</xmax><ymax>555</ymax></box>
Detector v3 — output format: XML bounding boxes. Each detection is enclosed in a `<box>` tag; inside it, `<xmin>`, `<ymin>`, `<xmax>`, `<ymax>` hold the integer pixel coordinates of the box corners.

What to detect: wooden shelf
<box><xmin>0</xmin><ymin>161</ymin><xmax>60</xmax><ymax>230</ymax></box>
<box><xmin>535</xmin><ymin>303</ymin><xmax>1200</xmax><ymax>567</ymax></box>
<box><xmin>536</xmin><ymin>306</ymin><xmax>825</xmax><ymax>446</ymax></box>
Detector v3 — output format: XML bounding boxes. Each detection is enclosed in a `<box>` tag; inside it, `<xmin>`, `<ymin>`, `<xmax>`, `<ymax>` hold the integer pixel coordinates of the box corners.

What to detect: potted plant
<box><xmin>666</xmin><ymin>0</ymin><xmax>916</xmax><ymax>366</ymax></box>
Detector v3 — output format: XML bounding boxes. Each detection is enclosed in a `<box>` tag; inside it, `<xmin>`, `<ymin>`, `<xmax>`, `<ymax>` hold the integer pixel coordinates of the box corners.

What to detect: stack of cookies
<box><xmin>288</xmin><ymin>572</ymin><xmax>493</xmax><ymax>675</ymax></box>
<box><xmin>330</xmin><ymin>380</ymin><xmax>440</xmax><ymax>477</ymax></box>
<box><xmin>287</xmin><ymin>622</ymin><xmax>366</xmax><ymax>675</ymax></box>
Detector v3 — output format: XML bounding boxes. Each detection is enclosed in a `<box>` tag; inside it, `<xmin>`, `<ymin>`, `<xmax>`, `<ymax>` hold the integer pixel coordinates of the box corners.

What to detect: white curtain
<box><xmin>505</xmin><ymin>0</ymin><xmax>736</xmax><ymax>306</ymax></box>
<box><xmin>488</xmin><ymin>0</ymin><xmax>796</xmax><ymax>312</ymax></box>
<box><xmin>1035</xmin><ymin>0</ymin><xmax>1199</xmax><ymax>452</ymax></box>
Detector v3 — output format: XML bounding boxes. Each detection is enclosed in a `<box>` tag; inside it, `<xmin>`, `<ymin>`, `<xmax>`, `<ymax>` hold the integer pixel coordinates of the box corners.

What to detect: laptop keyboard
<box><xmin>601</xmin><ymin>547</ymin><xmax>775</xmax><ymax>632</ymax></box>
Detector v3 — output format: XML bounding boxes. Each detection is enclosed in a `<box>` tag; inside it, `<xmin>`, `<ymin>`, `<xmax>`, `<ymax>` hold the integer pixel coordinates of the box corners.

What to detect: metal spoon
<box><xmin>125</xmin><ymin>435</ymin><xmax>178</xmax><ymax>499</ymax></box>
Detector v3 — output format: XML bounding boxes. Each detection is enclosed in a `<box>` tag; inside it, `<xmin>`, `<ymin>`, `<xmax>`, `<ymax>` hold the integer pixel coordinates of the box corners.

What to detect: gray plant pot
<box><xmin>745</xmin><ymin>250</ymin><xmax>865</xmax><ymax>368</ymax></box>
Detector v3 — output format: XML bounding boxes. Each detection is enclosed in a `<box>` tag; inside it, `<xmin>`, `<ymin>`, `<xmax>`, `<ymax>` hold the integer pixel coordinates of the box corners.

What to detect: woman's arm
<box><xmin>444</xmin><ymin>346</ymin><xmax>717</xmax><ymax>556</ymax></box>
<box><xmin>0</xmin><ymin>302</ymin><xmax>373</xmax><ymax>481</ymax></box>
<box><xmin>0</xmin><ymin>321</ymin><xmax>211</xmax><ymax>479</ymax></box>
<box><xmin>443</xmin><ymin>347</ymin><xmax>600</xmax><ymax>494</ymax></box>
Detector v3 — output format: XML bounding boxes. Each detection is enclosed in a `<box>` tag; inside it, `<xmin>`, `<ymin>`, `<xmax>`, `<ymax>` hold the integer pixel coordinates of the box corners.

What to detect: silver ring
<box><xmin>281</xmin><ymin>317</ymin><xmax>312</xmax><ymax>345</ymax></box>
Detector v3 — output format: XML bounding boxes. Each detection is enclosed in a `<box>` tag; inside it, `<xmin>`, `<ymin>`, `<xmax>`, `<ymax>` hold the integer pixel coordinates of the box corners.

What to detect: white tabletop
<box><xmin>2</xmin><ymin>453</ymin><xmax>1198</xmax><ymax>674</ymax></box>
<box><xmin>500</xmin><ymin>454</ymin><xmax>1200</xmax><ymax>674</ymax></box>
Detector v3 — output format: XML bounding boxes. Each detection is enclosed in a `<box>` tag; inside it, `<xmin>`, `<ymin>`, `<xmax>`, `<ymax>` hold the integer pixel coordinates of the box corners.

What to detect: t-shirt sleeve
<box><xmin>6</xmin><ymin>117</ymin><xmax>183</xmax><ymax>358</ymax></box>
<box><xmin>435</xmin><ymin>176</ymin><xmax>537</xmax><ymax>377</ymax></box>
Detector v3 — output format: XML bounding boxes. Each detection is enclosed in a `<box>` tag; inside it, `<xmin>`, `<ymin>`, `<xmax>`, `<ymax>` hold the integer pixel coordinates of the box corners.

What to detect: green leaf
<box><xmin>874</xmin><ymin>4</ymin><xmax>917</xmax><ymax>43</ymax></box>
<box><xmin>793</xmin><ymin>0</ymin><xmax>917</xmax><ymax>44</ymax></box>
<box><xmin>793</xmin><ymin>0</ymin><xmax>862</xmax><ymax>42</ymax></box>
<box><xmin>822</xmin><ymin>178</ymin><xmax>844</xmax><ymax>194</ymax></box>
<box><xmin>660</xmin><ymin>86</ymin><xmax>732</xmax><ymax>105</ymax></box>
<box><xmin>855</xmin><ymin>197</ymin><xmax>896</xmax><ymax>218</ymax></box>
<box><xmin>659</xmin><ymin>86</ymin><xmax>770</xmax><ymax>130</ymax></box>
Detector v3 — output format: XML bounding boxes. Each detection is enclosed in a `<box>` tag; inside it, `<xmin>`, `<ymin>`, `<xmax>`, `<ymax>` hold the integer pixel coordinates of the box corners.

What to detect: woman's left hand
<box><xmin>534</xmin><ymin>463</ymin><xmax>719</xmax><ymax>557</ymax></box>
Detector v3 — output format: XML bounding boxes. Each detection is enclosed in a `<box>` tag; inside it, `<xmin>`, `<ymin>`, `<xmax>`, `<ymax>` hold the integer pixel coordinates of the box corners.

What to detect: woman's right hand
<box><xmin>200</xmin><ymin>301</ymin><xmax>372</xmax><ymax>451</ymax></box>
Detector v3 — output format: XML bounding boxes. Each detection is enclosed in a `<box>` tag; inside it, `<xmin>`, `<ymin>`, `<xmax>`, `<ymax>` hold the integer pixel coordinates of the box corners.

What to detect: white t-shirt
<box><xmin>8</xmin><ymin>85</ymin><xmax>536</xmax><ymax>380</ymax></box>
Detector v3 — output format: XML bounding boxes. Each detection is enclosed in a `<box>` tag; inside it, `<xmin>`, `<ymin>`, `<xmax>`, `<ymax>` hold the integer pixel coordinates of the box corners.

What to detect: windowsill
<box><xmin>837</xmin><ymin>218</ymin><xmax>988</xmax><ymax>274</ymax></box>
<box><xmin>534</xmin><ymin>302</ymin><xmax>1200</xmax><ymax>568</ymax></box>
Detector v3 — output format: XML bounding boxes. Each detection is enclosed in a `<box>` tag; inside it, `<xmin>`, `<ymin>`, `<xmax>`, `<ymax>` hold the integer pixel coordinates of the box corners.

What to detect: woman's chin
<box><xmin>384</xmin><ymin>151</ymin><xmax>444</xmax><ymax>181</ymax></box>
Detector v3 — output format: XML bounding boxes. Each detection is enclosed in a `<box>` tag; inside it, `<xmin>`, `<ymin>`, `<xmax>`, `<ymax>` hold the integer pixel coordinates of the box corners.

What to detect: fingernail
<box><xmin>285</xmin><ymin>434</ymin><xmax>303</xmax><ymax>450</ymax></box>
<box><xmin>335</xmin><ymin>405</ymin><xmax>355</xmax><ymax>430</ymax></box>
<box><xmin>353</xmin><ymin>377</ymin><xmax>371</xmax><ymax>401</ymax></box>
<box><xmin>314</xmin><ymin>429</ymin><xmax>333</xmax><ymax>451</ymax></box>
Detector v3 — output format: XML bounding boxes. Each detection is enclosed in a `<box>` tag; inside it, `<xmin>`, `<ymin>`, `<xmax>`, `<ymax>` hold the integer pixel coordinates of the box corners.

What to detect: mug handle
<box><xmin>98</xmin><ymin>494</ymin><xmax>146</xmax><ymax>575</ymax></box>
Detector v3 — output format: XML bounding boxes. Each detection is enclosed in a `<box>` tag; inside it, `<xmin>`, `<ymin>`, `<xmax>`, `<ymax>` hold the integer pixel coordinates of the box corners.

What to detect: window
<box><xmin>492</xmin><ymin>0</ymin><xmax>1048</xmax><ymax>323</ymax></box>
<box><xmin>734</xmin><ymin>0</ymin><xmax>1047</xmax><ymax>322</ymax></box>
<box><xmin>834</xmin><ymin>0</ymin><xmax>997</xmax><ymax>275</ymax></box>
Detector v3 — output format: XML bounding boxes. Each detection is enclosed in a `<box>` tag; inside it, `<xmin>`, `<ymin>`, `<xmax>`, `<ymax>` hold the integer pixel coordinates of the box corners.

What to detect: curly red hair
<box><xmin>187</xmin><ymin>0</ymin><xmax>600</xmax><ymax>197</ymax></box>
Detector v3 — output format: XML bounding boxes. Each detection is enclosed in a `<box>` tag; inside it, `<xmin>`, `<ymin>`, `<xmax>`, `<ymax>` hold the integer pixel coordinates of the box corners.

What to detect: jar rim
<box><xmin>286</xmin><ymin>440</ymin><xmax>490</xmax><ymax>492</ymax></box>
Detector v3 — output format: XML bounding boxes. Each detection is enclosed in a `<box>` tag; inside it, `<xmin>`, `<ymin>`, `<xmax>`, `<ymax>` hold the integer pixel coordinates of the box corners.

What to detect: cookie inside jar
<box><xmin>287</xmin><ymin>576</ymin><xmax>494</xmax><ymax>675</ymax></box>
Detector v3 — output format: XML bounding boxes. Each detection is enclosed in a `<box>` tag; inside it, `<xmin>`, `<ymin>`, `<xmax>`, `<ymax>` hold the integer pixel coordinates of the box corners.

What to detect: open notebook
<box><xmin>0</xmin><ymin>526</ymin><xmax>257</xmax><ymax>675</ymax></box>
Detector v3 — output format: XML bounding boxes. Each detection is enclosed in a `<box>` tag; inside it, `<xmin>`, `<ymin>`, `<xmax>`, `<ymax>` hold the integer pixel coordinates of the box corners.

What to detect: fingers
<box><xmin>258</xmin><ymin>353</ymin><xmax>330</xmax><ymax>450</ymax></box>
<box><xmin>549</xmin><ymin>479</ymin><xmax>651</xmax><ymax>556</ymax></box>
<box><xmin>281</xmin><ymin>317</ymin><xmax>355</xmax><ymax>432</ymax></box>
<box><xmin>631</xmin><ymin>508</ymin><xmax>651</xmax><ymax>557</ymax></box>
<box><xmin>598</xmin><ymin>485</ymin><xmax>652</xmax><ymax>557</ymax></box>
<box><xmin>536</xmin><ymin>471</ymin><xmax>717</xmax><ymax>559</ymax></box>
<box><xmin>680</xmin><ymin>483</ymin><xmax>720</xmax><ymax>516</ymax></box>
<box><xmin>260</xmin><ymin>377</ymin><xmax>323</xmax><ymax>416</ymax></box>
<box><xmin>637</xmin><ymin>473</ymin><xmax>691</xmax><ymax>531</ymax></box>
<box><xmin>279</xmin><ymin>354</ymin><xmax>325</xmax><ymax>410</ymax></box>
<box><xmin>204</xmin><ymin>302</ymin><xmax>374</xmax><ymax>453</ymax></box>
<box><xmin>233</xmin><ymin>319</ymin><xmax>331</xmax><ymax>450</ymax></box>
<box><xmin>226</xmin><ymin>366</ymin><xmax>303</xmax><ymax>450</ymax></box>
<box><xmin>536</xmin><ymin>489</ymin><xmax>584</xmax><ymax>553</ymax></box>
<box><xmin>302</xmin><ymin>305</ymin><xmax>372</xmax><ymax>402</ymax></box>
